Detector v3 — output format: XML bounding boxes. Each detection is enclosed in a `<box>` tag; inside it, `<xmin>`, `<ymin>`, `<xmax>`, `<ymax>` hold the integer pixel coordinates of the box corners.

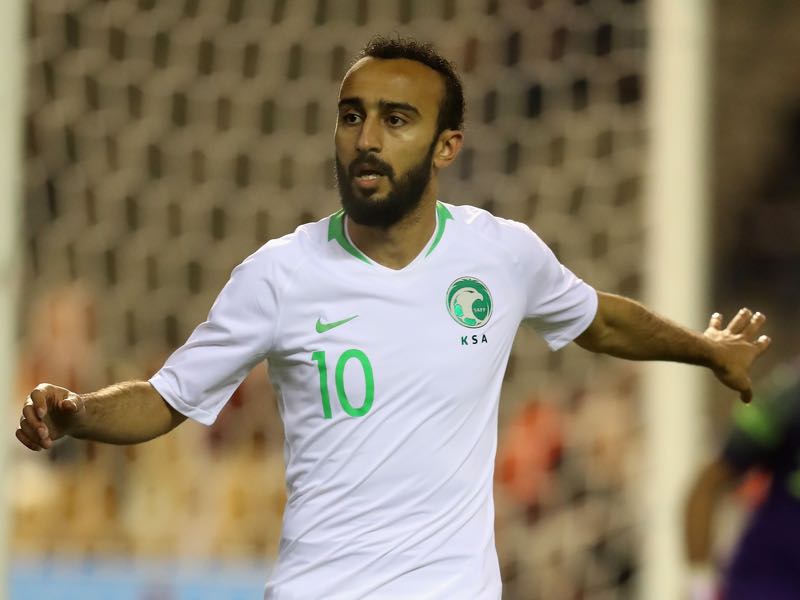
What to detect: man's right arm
<box><xmin>16</xmin><ymin>381</ymin><xmax>186</xmax><ymax>451</ymax></box>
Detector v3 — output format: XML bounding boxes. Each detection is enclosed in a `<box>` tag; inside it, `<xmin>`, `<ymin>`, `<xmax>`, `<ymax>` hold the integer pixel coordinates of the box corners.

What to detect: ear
<box><xmin>432</xmin><ymin>129</ymin><xmax>464</xmax><ymax>170</ymax></box>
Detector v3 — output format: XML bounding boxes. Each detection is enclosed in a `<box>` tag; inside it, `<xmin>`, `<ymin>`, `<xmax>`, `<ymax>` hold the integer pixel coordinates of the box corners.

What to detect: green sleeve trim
<box><xmin>733</xmin><ymin>404</ymin><xmax>779</xmax><ymax>447</ymax></box>
<box><xmin>327</xmin><ymin>210</ymin><xmax>371</xmax><ymax>264</ymax></box>
<box><xmin>425</xmin><ymin>202</ymin><xmax>454</xmax><ymax>257</ymax></box>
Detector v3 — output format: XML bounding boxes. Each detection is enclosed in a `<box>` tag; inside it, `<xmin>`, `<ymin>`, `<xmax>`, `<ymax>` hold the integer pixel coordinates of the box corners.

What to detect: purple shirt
<box><xmin>722</xmin><ymin>365</ymin><xmax>800</xmax><ymax>600</ymax></box>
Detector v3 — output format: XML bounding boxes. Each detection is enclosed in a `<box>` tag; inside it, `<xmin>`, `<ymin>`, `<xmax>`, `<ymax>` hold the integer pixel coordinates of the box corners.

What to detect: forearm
<box><xmin>71</xmin><ymin>381</ymin><xmax>186</xmax><ymax>444</ymax></box>
<box><xmin>685</xmin><ymin>459</ymin><xmax>736</xmax><ymax>564</ymax></box>
<box><xmin>576</xmin><ymin>292</ymin><xmax>717</xmax><ymax>367</ymax></box>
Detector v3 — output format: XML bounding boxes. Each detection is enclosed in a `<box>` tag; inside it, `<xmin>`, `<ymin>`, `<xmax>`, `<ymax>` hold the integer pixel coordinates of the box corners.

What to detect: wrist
<box><xmin>63</xmin><ymin>392</ymin><xmax>89</xmax><ymax>438</ymax></box>
<box><xmin>700</xmin><ymin>334</ymin><xmax>723</xmax><ymax>370</ymax></box>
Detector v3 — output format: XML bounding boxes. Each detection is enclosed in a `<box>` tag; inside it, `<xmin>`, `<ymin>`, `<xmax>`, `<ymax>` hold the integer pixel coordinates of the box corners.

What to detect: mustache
<box><xmin>348</xmin><ymin>152</ymin><xmax>395</xmax><ymax>180</ymax></box>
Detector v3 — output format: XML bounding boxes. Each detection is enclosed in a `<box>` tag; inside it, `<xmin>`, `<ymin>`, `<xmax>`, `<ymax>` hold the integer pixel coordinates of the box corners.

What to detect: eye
<box><xmin>342</xmin><ymin>112</ymin><xmax>362</xmax><ymax>125</ymax></box>
<box><xmin>386</xmin><ymin>115</ymin><xmax>407</xmax><ymax>127</ymax></box>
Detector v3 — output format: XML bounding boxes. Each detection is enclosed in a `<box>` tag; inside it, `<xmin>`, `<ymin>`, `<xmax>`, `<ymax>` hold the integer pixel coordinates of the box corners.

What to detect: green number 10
<box><xmin>311</xmin><ymin>349</ymin><xmax>375</xmax><ymax>418</ymax></box>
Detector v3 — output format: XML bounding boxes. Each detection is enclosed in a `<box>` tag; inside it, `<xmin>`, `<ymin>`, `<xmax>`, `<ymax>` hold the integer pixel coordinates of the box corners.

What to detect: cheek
<box><xmin>334</xmin><ymin>134</ymin><xmax>353</xmax><ymax>164</ymax></box>
<box><xmin>334</xmin><ymin>123</ymin><xmax>353</xmax><ymax>147</ymax></box>
<box><xmin>392</xmin><ymin>144</ymin><xmax>431</xmax><ymax>175</ymax></box>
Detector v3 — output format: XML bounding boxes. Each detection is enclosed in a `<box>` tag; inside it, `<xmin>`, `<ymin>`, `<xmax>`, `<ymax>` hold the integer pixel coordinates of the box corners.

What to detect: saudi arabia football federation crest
<box><xmin>446</xmin><ymin>277</ymin><xmax>493</xmax><ymax>328</ymax></box>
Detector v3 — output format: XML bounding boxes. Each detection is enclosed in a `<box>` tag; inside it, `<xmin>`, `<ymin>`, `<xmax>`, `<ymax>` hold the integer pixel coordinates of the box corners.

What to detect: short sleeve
<box><xmin>149</xmin><ymin>249</ymin><xmax>279</xmax><ymax>425</ymax></box>
<box><xmin>512</xmin><ymin>223</ymin><xmax>598</xmax><ymax>350</ymax></box>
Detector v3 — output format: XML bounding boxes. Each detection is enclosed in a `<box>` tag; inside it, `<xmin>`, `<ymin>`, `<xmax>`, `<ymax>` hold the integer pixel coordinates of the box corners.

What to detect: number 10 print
<box><xmin>311</xmin><ymin>349</ymin><xmax>375</xmax><ymax>418</ymax></box>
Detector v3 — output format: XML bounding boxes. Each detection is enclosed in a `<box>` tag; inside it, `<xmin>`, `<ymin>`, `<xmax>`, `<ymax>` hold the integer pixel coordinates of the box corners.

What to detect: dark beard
<box><xmin>335</xmin><ymin>141</ymin><xmax>436</xmax><ymax>229</ymax></box>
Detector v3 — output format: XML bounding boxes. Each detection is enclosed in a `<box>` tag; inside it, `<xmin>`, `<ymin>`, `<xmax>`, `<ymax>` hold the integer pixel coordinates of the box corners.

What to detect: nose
<box><xmin>356</xmin><ymin>114</ymin><xmax>382</xmax><ymax>154</ymax></box>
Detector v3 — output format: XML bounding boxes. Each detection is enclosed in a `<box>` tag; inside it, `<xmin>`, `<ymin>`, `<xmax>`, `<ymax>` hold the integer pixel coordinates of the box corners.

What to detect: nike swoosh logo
<box><xmin>316</xmin><ymin>315</ymin><xmax>358</xmax><ymax>333</ymax></box>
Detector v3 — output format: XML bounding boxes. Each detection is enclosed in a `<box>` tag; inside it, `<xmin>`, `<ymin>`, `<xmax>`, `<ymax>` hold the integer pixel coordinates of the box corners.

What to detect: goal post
<box><xmin>0</xmin><ymin>0</ymin><xmax>25</xmax><ymax>597</ymax></box>
<box><xmin>642</xmin><ymin>0</ymin><xmax>711</xmax><ymax>597</ymax></box>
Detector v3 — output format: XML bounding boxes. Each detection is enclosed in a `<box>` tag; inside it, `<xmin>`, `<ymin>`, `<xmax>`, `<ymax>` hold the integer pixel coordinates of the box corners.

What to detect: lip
<box><xmin>351</xmin><ymin>158</ymin><xmax>390</xmax><ymax>174</ymax></box>
<box><xmin>353</xmin><ymin>173</ymin><xmax>385</xmax><ymax>191</ymax></box>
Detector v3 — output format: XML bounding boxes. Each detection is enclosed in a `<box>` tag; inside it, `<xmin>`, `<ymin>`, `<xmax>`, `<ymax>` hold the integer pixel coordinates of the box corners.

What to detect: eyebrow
<box><xmin>338</xmin><ymin>97</ymin><xmax>421</xmax><ymax>117</ymax></box>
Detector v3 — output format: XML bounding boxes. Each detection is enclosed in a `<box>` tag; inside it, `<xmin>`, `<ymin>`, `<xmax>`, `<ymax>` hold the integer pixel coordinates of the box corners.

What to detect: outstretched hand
<box><xmin>704</xmin><ymin>308</ymin><xmax>771</xmax><ymax>403</ymax></box>
<box><xmin>16</xmin><ymin>383</ymin><xmax>85</xmax><ymax>451</ymax></box>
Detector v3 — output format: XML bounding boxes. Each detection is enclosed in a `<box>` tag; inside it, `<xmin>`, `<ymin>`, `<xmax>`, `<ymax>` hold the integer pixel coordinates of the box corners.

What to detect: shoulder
<box><xmin>220</xmin><ymin>218</ymin><xmax>331</xmax><ymax>308</ymax></box>
<box><xmin>215</xmin><ymin>218</ymin><xmax>331</xmax><ymax>317</ymax></box>
<box><xmin>447</xmin><ymin>203</ymin><xmax>545</xmax><ymax>243</ymax></box>
<box><xmin>445</xmin><ymin>203</ymin><xmax>554</xmax><ymax>266</ymax></box>
<box><xmin>239</xmin><ymin>217</ymin><xmax>328</xmax><ymax>274</ymax></box>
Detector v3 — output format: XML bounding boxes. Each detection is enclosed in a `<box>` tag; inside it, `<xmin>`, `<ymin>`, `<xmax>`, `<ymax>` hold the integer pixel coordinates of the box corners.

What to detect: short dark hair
<box><xmin>357</xmin><ymin>35</ymin><xmax>465</xmax><ymax>135</ymax></box>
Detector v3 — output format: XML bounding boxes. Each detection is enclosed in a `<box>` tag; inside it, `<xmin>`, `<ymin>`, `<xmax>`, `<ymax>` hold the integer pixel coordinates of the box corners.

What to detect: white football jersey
<box><xmin>150</xmin><ymin>202</ymin><xmax>597</xmax><ymax>599</ymax></box>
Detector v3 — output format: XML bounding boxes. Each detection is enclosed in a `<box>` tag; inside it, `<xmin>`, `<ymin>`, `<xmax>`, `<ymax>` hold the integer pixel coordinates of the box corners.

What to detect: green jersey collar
<box><xmin>327</xmin><ymin>202</ymin><xmax>454</xmax><ymax>264</ymax></box>
<box><xmin>327</xmin><ymin>210</ymin><xmax>371</xmax><ymax>264</ymax></box>
<box><xmin>426</xmin><ymin>202</ymin><xmax>454</xmax><ymax>256</ymax></box>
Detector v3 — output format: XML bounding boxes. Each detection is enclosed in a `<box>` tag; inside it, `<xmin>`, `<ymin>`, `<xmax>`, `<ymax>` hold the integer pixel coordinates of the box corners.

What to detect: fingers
<box><xmin>16</xmin><ymin>427</ymin><xmax>42</xmax><ymax>451</ymax></box>
<box><xmin>21</xmin><ymin>397</ymin><xmax>55</xmax><ymax>445</ymax></box>
<box><xmin>18</xmin><ymin>414</ymin><xmax>41</xmax><ymax>445</ymax></box>
<box><xmin>725</xmin><ymin>308</ymin><xmax>753</xmax><ymax>334</ymax></box>
<box><xmin>711</xmin><ymin>308</ymin><xmax>769</xmax><ymax>404</ymax></box>
<box><xmin>30</xmin><ymin>384</ymin><xmax>61</xmax><ymax>419</ymax></box>
<box><xmin>740</xmin><ymin>387</ymin><xmax>752</xmax><ymax>404</ymax></box>
<box><xmin>725</xmin><ymin>308</ymin><xmax>769</xmax><ymax>345</ymax></box>
<box><xmin>22</xmin><ymin>397</ymin><xmax>46</xmax><ymax>434</ymax></box>
<box><xmin>708</xmin><ymin>312</ymin><xmax>723</xmax><ymax>330</ymax></box>
<box><xmin>58</xmin><ymin>395</ymin><xmax>81</xmax><ymax>413</ymax></box>
<box><xmin>741</xmin><ymin>312</ymin><xmax>766</xmax><ymax>338</ymax></box>
<box><xmin>19</xmin><ymin>406</ymin><xmax>54</xmax><ymax>450</ymax></box>
<box><xmin>17</xmin><ymin>384</ymin><xmax>71</xmax><ymax>452</ymax></box>
<box><xmin>754</xmin><ymin>334</ymin><xmax>772</xmax><ymax>356</ymax></box>
<box><xmin>17</xmin><ymin>406</ymin><xmax>54</xmax><ymax>450</ymax></box>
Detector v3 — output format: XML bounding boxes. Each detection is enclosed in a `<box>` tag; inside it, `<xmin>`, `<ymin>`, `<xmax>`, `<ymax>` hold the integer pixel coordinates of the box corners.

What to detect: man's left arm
<box><xmin>574</xmin><ymin>292</ymin><xmax>771</xmax><ymax>402</ymax></box>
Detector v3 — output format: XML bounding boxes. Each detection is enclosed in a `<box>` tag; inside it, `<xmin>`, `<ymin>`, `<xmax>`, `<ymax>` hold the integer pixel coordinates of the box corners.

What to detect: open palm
<box><xmin>704</xmin><ymin>308</ymin><xmax>771</xmax><ymax>403</ymax></box>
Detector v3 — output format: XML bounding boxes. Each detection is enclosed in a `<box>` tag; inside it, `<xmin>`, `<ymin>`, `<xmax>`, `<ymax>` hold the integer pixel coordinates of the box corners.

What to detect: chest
<box><xmin>274</xmin><ymin>266</ymin><xmax>521</xmax><ymax>364</ymax></box>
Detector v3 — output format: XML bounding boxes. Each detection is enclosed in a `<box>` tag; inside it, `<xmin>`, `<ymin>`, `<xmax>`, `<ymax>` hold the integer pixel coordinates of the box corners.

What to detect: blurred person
<box><xmin>17</xmin><ymin>36</ymin><xmax>771</xmax><ymax>599</ymax></box>
<box><xmin>17</xmin><ymin>282</ymin><xmax>102</xmax><ymax>398</ymax></box>
<box><xmin>496</xmin><ymin>396</ymin><xmax>564</xmax><ymax>511</ymax></box>
<box><xmin>685</xmin><ymin>359</ymin><xmax>800</xmax><ymax>600</ymax></box>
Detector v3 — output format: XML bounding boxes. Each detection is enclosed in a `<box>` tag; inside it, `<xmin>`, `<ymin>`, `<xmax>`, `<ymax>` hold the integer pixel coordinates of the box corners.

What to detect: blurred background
<box><xmin>3</xmin><ymin>0</ymin><xmax>799</xmax><ymax>598</ymax></box>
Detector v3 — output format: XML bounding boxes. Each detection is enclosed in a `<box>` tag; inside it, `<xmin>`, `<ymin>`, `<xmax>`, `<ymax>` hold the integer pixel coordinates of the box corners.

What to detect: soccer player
<box><xmin>685</xmin><ymin>359</ymin><xmax>800</xmax><ymax>600</ymax></box>
<box><xmin>17</xmin><ymin>37</ymin><xmax>770</xmax><ymax>599</ymax></box>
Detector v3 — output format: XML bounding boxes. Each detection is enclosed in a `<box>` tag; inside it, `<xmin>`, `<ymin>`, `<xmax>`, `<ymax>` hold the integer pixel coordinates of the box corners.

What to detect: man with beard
<box><xmin>16</xmin><ymin>37</ymin><xmax>771</xmax><ymax>599</ymax></box>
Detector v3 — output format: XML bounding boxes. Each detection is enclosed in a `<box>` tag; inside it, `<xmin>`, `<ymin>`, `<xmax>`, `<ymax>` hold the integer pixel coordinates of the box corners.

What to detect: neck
<box><xmin>347</xmin><ymin>187</ymin><xmax>438</xmax><ymax>270</ymax></box>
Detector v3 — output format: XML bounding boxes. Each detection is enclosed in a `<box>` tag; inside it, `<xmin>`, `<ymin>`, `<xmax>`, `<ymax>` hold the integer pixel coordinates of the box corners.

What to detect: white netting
<box><xmin>17</xmin><ymin>1</ymin><xmax>646</xmax><ymax>597</ymax></box>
